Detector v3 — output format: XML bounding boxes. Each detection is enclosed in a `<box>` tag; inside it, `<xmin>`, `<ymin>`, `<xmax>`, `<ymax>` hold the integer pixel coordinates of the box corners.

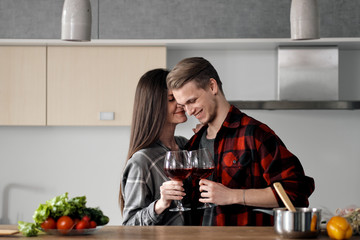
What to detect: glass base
<box><xmin>169</xmin><ymin>200</ymin><xmax>191</xmax><ymax>212</ymax></box>
<box><xmin>169</xmin><ymin>207</ymin><xmax>191</xmax><ymax>212</ymax></box>
<box><xmin>197</xmin><ymin>203</ymin><xmax>216</xmax><ymax>209</ymax></box>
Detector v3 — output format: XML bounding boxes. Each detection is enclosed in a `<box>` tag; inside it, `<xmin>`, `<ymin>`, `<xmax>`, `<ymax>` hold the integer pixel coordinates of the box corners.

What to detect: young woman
<box><xmin>120</xmin><ymin>69</ymin><xmax>189</xmax><ymax>225</ymax></box>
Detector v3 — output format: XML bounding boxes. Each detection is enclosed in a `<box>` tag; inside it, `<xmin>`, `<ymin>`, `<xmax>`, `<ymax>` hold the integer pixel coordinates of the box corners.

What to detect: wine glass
<box><xmin>189</xmin><ymin>148</ymin><xmax>215</xmax><ymax>209</ymax></box>
<box><xmin>164</xmin><ymin>150</ymin><xmax>192</xmax><ymax>211</ymax></box>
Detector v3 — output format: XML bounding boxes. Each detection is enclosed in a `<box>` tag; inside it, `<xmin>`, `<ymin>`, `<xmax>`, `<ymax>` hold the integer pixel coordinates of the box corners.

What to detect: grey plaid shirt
<box><xmin>121</xmin><ymin>136</ymin><xmax>188</xmax><ymax>225</ymax></box>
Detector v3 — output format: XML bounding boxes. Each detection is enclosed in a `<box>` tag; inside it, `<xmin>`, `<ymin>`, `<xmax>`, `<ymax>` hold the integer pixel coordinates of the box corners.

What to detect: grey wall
<box><xmin>1</xmin><ymin>0</ymin><xmax>360</xmax><ymax>39</ymax></box>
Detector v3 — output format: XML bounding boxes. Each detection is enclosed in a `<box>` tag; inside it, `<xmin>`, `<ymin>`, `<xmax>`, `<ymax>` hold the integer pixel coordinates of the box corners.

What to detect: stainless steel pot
<box><xmin>254</xmin><ymin>207</ymin><xmax>322</xmax><ymax>238</ymax></box>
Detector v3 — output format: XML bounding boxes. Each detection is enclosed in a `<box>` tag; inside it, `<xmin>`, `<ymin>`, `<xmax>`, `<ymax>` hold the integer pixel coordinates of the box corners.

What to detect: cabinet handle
<box><xmin>99</xmin><ymin>112</ymin><xmax>115</xmax><ymax>120</ymax></box>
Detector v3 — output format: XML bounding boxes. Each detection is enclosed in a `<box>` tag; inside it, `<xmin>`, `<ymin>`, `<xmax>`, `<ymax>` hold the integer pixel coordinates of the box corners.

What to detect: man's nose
<box><xmin>185</xmin><ymin>105</ymin><xmax>195</xmax><ymax>116</ymax></box>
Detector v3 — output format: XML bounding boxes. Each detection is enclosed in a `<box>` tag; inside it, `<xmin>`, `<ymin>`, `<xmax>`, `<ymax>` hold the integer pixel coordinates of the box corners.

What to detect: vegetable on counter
<box><xmin>327</xmin><ymin>216</ymin><xmax>353</xmax><ymax>240</ymax></box>
<box><xmin>18</xmin><ymin>192</ymin><xmax>109</xmax><ymax>237</ymax></box>
<box><xmin>336</xmin><ymin>207</ymin><xmax>360</xmax><ymax>235</ymax></box>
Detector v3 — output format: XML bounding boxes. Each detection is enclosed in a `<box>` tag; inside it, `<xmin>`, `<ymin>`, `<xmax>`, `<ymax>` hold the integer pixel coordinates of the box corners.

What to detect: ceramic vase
<box><xmin>61</xmin><ymin>0</ymin><xmax>92</xmax><ymax>41</ymax></box>
<box><xmin>290</xmin><ymin>0</ymin><xmax>319</xmax><ymax>40</ymax></box>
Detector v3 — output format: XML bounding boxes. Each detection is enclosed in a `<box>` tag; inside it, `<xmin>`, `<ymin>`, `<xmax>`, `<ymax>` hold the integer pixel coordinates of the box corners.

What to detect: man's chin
<box><xmin>198</xmin><ymin>119</ymin><xmax>208</xmax><ymax>125</ymax></box>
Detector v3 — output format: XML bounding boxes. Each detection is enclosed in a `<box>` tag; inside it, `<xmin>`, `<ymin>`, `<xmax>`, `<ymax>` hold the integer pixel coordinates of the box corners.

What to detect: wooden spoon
<box><xmin>273</xmin><ymin>182</ymin><xmax>296</xmax><ymax>212</ymax></box>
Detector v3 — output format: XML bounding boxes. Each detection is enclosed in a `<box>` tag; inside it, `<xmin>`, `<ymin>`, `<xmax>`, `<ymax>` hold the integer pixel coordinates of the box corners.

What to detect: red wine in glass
<box><xmin>164</xmin><ymin>150</ymin><xmax>192</xmax><ymax>212</ymax></box>
<box><xmin>164</xmin><ymin>168</ymin><xmax>192</xmax><ymax>181</ymax></box>
<box><xmin>192</xmin><ymin>167</ymin><xmax>215</xmax><ymax>179</ymax></box>
<box><xmin>189</xmin><ymin>148</ymin><xmax>216</xmax><ymax>209</ymax></box>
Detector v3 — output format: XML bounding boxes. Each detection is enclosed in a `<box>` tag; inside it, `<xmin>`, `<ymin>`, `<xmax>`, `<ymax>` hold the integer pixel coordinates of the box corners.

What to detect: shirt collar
<box><xmin>222</xmin><ymin>105</ymin><xmax>242</xmax><ymax>129</ymax></box>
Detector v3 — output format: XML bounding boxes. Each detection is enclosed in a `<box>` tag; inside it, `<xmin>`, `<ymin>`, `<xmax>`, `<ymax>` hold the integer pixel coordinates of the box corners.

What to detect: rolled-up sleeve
<box><xmin>259</xmin><ymin>130</ymin><xmax>315</xmax><ymax>207</ymax></box>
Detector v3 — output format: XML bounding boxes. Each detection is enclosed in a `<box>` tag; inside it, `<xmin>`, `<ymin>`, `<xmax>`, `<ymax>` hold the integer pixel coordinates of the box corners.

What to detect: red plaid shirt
<box><xmin>185</xmin><ymin>105</ymin><xmax>315</xmax><ymax>226</ymax></box>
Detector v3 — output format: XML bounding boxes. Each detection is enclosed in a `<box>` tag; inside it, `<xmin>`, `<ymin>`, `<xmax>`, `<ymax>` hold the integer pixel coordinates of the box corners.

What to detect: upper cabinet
<box><xmin>0</xmin><ymin>45</ymin><xmax>166</xmax><ymax>126</ymax></box>
<box><xmin>47</xmin><ymin>46</ymin><xmax>166</xmax><ymax>126</ymax></box>
<box><xmin>0</xmin><ymin>46</ymin><xmax>46</xmax><ymax>125</ymax></box>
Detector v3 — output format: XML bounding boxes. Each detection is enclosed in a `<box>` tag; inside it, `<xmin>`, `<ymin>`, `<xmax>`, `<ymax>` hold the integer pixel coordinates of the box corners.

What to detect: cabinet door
<box><xmin>0</xmin><ymin>46</ymin><xmax>46</xmax><ymax>125</ymax></box>
<box><xmin>47</xmin><ymin>46</ymin><xmax>166</xmax><ymax>126</ymax></box>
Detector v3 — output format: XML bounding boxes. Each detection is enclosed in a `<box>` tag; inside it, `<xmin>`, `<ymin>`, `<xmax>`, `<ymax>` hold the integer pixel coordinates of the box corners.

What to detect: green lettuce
<box><xmin>18</xmin><ymin>221</ymin><xmax>39</xmax><ymax>237</ymax></box>
<box><xmin>32</xmin><ymin>192</ymin><xmax>87</xmax><ymax>224</ymax></box>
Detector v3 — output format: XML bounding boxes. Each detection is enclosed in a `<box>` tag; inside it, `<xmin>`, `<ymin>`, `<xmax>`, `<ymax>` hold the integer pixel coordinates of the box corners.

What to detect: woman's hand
<box><xmin>154</xmin><ymin>180</ymin><xmax>186</xmax><ymax>215</ymax></box>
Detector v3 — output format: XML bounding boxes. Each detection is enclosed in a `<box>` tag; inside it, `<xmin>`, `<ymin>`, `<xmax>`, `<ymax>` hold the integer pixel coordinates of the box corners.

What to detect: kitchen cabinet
<box><xmin>47</xmin><ymin>46</ymin><xmax>166</xmax><ymax>126</ymax></box>
<box><xmin>1</xmin><ymin>37</ymin><xmax>359</xmax><ymax>126</ymax></box>
<box><xmin>0</xmin><ymin>46</ymin><xmax>46</xmax><ymax>125</ymax></box>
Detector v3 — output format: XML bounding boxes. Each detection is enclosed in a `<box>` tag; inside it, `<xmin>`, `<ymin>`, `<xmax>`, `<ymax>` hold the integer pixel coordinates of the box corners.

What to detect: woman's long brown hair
<box><xmin>119</xmin><ymin>69</ymin><xmax>169</xmax><ymax>213</ymax></box>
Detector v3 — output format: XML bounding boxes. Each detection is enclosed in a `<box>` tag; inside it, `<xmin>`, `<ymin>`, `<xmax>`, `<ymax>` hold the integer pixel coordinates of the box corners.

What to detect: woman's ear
<box><xmin>209</xmin><ymin>78</ymin><xmax>218</xmax><ymax>95</ymax></box>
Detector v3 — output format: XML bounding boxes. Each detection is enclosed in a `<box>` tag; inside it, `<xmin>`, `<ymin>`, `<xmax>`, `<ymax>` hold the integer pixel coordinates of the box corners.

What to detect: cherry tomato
<box><xmin>82</xmin><ymin>215</ymin><xmax>91</xmax><ymax>223</ymax></box>
<box><xmin>73</xmin><ymin>218</ymin><xmax>80</xmax><ymax>226</ymax></box>
<box><xmin>75</xmin><ymin>219</ymin><xmax>90</xmax><ymax>229</ymax></box>
<box><xmin>57</xmin><ymin>216</ymin><xmax>75</xmax><ymax>234</ymax></box>
<box><xmin>40</xmin><ymin>217</ymin><xmax>56</xmax><ymax>230</ymax></box>
<box><xmin>89</xmin><ymin>220</ymin><xmax>97</xmax><ymax>228</ymax></box>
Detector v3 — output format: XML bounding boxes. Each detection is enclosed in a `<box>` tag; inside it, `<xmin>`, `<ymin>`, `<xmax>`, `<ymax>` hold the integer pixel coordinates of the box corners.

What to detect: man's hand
<box><xmin>155</xmin><ymin>180</ymin><xmax>185</xmax><ymax>214</ymax></box>
<box><xmin>198</xmin><ymin>179</ymin><xmax>234</xmax><ymax>205</ymax></box>
<box><xmin>198</xmin><ymin>179</ymin><xmax>280</xmax><ymax>208</ymax></box>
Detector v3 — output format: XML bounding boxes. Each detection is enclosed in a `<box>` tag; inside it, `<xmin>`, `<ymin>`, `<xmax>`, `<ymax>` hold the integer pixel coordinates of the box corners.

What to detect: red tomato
<box><xmin>82</xmin><ymin>215</ymin><xmax>91</xmax><ymax>223</ymax></box>
<box><xmin>73</xmin><ymin>218</ymin><xmax>80</xmax><ymax>226</ymax></box>
<box><xmin>40</xmin><ymin>217</ymin><xmax>56</xmax><ymax>230</ymax></box>
<box><xmin>75</xmin><ymin>219</ymin><xmax>90</xmax><ymax>229</ymax></box>
<box><xmin>89</xmin><ymin>220</ymin><xmax>97</xmax><ymax>228</ymax></box>
<box><xmin>57</xmin><ymin>216</ymin><xmax>75</xmax><ymax>233</ymax></box>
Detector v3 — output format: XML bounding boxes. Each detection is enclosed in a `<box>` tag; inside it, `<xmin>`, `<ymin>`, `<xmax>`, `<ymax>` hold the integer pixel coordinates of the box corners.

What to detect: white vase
<box><xmin>290</xmin><ymin>0</ymin><xmax>319</xmax><ymax>40</ymax></box>
<box><xmin>61</xmin><ymin>0</ymin><xmax>92</xmax><ymax>41</ymax></box>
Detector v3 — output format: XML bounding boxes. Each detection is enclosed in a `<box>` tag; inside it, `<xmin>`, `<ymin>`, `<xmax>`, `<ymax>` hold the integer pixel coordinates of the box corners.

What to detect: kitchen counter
<box><xmin>1</xmin><ymin>225</ymin><xmax>360</xmax><ymax>239</ymax></box>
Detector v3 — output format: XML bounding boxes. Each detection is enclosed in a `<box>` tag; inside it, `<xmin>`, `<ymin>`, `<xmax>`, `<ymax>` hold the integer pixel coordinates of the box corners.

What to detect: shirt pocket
<box><xmin>222</xmin><ymin>151</ymin><xmax>251</xmax><ymax>168</ymax></box>
<box><xmin>221</xmin><ymin>151</ymin><xmax>252</xmax><ymax>188</ymax></box>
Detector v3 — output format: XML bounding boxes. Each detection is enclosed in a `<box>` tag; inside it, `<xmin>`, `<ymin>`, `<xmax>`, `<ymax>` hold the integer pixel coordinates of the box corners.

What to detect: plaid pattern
<box><xmin>186</xmin><ymin>105</ymin><xmax>315</xmax><ymax>226</ymax></box>
<box><xmin>121</xmin><ymin>137</ymin><xmax>189</xmax><ymax>225</ymax></box>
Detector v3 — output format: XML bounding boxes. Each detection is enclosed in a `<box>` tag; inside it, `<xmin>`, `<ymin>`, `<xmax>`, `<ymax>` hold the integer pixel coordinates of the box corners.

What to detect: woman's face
<box><xmin>167</xmin><ymin>90</ymin><xmax>187</xmax><ymax>124</ymax></box>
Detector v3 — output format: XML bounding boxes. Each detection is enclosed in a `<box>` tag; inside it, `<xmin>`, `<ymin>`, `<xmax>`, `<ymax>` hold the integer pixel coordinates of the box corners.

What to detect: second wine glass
<box><xmin>164</xmin><ymin>150</ymin><xmax>192</xmax><ymax>212</ymax></box>
<box><xmin>189</xmin><ymin>148</ymin><xmax>215</xmax><ymax>209</ymax></box>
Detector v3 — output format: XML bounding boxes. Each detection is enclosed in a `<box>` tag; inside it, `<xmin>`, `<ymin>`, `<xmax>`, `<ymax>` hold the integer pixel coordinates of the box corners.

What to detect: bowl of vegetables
<box><xmin>18</xmin><ymin>192</ymin><xmax>109</xmax><ymax>237</ymax></box>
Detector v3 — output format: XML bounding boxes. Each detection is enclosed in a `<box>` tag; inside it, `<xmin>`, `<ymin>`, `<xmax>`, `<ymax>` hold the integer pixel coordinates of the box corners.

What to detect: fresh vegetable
<box><xmin>17</xmin><ymin>192</ymin><xmax>109</xmax><ymax>237</ymax></box>
<box><xmin>18</xmin><ymin>221</ymin><xmax>39</xmax><ymax>237</ymax></box>
<box><xmin>327</xmin><ymin>216</ymin><xmax>353</xmax><ymax>240</ymax></box>
<box><xmin>83</xmin><ymin>207</ymin><xmax>109</xmax><ymax>225</ymax></box>
<box><xmin>56</xmin><ymin>216</ymin><xmax>75</xmax><ymax>230</ymax></box>
<box><xmin>90</xmin><ymin>221</ymin><xmax>97</xmax><ymax>228</ymax></box>
<box><xmin>75</xmin><ymin>219</ymin><xmax>90</xmax><ymax>230</ymax></box>
<box><xmin>337</xmin><ymin>207</ymin><xmax>360</xmax><ymax>235</ymax></box>
<box><xmin>82</xmin><ymin>215</ymin><xmax>91</xmax><ymax>223</ymax></box>
<box><xmin>40</xmin><ymin>217</ymin><xmax>56</xmax><ymax>230</ymax></box>
<box><xmin>33</xmin><ymin>192</ymin><xmax>86</xmax><ymax>223</ymax></box>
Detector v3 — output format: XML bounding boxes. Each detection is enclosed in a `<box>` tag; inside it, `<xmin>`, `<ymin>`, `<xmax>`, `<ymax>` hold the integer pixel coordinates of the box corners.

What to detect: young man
<box><xmin>167</xmin><ymin>57</ymin><xmax>315</xmax><ymax>226</ymax></box>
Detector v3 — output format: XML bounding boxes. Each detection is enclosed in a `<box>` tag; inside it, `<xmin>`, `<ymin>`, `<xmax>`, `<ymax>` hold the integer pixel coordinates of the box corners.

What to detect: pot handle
<box><xmin>253</xmin><ymin>208</ymin><xmax>274</xmax><ymax>216</ymax></box>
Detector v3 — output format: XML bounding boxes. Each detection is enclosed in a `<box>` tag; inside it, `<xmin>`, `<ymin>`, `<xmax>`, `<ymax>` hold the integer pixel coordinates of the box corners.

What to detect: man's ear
<box><xmin>209</xmin><ymin>78</ymin><xmax>218</xmax><ymax>95</ymax></box>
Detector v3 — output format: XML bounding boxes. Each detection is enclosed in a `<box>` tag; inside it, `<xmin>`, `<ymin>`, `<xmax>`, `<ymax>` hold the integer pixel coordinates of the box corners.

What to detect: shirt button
<box><xmin>233</xmin><ymin>160</ymin><xmax>237</xmax><ymax>164</ymax></box>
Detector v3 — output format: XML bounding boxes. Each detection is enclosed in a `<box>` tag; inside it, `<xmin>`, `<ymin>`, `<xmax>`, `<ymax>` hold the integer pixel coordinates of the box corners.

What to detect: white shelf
<box><xmin>1</xmin><ymin>38</ymin><xmax>360</xmax><ymax>50</ymax></box>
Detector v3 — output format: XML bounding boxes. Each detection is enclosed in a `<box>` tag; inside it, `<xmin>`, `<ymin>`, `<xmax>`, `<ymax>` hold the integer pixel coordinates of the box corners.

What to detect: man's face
<box><xmin>172</xmin><ymin>80</ymin><xmax>217</xmax><ymax>125</ymax></box>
